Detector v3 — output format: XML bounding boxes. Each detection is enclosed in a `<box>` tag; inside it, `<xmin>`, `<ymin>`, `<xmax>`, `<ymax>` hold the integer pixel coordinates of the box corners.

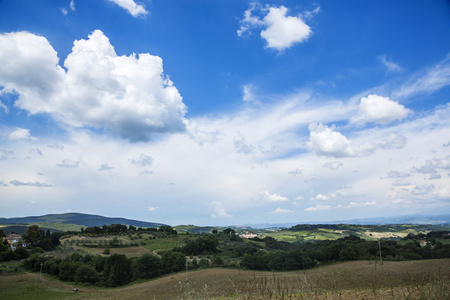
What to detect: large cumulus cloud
<box><xmin>0</xmin><ymin>30</ymin><xmax>187</xmax><ymax>142</ymax></box>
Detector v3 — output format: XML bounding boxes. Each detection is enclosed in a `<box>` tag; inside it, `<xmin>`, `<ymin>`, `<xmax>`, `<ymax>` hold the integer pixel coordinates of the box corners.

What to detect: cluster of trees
<box><xmin>81</xmin><ymin>224</ymin><xmax>177</xmax><ymax>236</ymax></box>
<box><xmin>23</xmin><ymin>250</ymin><xmax>191</xmax><ymax>287</ymax></box>
<box><xmin>404</xmin><ymin>230</ymin><xmax>450</xmax><ymax>241</ymax></box>
<box><xmin>174</xmin><ymin>235</ymin><xmax>220</xmax><ymax>255</ymax></box>
<box><xmin>22</xmin><ymin>225</ymin><xmax>62</xmax><ymax>250</ymax></box>
<box><xmin>0</xmin><ymin>226</ymin><xmax>64</xmax><ymax>261</ymax></box>
<box><xmin>240</xmin><ymin>234</ymin><xmax>450</xmax><ymax>271</ymax></box>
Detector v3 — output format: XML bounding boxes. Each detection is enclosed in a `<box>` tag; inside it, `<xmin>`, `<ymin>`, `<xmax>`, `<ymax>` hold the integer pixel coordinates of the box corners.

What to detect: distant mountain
<box><xmin>0</xmin><ymin>212</ymin><xmax>167</xmax><ymax>228</ymax></box>
<box><xmin>241</xmin><ymin>214</ymin><xmax>450</xmax><ymax>229</ymax></box>
<box><xmin>340</xmin><ymin>214</ymin><xmax>450</xmax><ymax>225</ymax></box>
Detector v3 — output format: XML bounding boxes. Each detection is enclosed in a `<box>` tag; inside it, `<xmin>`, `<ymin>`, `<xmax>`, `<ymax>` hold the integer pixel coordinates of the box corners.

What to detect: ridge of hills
<box><xmin>0</xmin><ymin>212</ymin><xmax>167</xmax><ymax>229</ymax></box>
<box><xmin>1</xmin><ymin>212</ymin><xmax>449</xmax><ymax>233</ymax></box>
<box><xmin>241</xmin><ymin>214</ymin><xmax>450</xmax><ymax>229</ymax></box>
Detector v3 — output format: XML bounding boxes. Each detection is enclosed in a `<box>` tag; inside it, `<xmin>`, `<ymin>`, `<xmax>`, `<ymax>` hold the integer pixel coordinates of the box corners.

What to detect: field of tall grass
<box><xmin>1</xmin><ymin>259</ymin><xmax>448</xmax><ymax>299</ymax></box>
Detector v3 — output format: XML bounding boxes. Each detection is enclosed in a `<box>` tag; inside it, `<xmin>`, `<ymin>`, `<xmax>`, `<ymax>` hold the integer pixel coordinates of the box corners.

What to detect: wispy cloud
<box><xmin>56</xmin><ymin>159</ymin><xmax>79</xmax><ymax>168</ymax></box>
<box><xmin>378</xmin><ymin>55</ymin><xmax>403</xmax><ymax>72</ymax></box>
<box><xmin>393</xmin><ymin>54</ymin><xmax>450</xmax><ymax>99</ymax></box>
<box><xmin>108</xmin><ymin>0</ymin><xmax>148</xmax><ymax>17</ymax></box>
<box><xmin>10</xmin><ymin>180</ymin><xmax>53</xmax><ymax>187</ymax></box>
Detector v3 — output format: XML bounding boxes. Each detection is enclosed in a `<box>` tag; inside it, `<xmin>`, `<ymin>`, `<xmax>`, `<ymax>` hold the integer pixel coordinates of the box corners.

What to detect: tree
<box><xmin>23</xmin><ymin>225</ymin><xmax>44</xmax><ymax>247</ymax></box>
<box><xmin>132</xmin><ymin>254</ymin><xmax>163</xmax><ymax>279</ymax></box>
<box><xmin>162</xmin><ymin>251</ymin><xmax>185</xmax><ymax>273</ymax></box>
<box><xmin>59</xmin><ymin>260</ymin><xmax>80</xmax><ymax>281</ymax></box>
<box><xmin>223</xmin><ymin>228</ymin><xmax>236</xmax><ymax>235</ymax></box>
<box><xmin>103</xmin><ymin>254</ymin><xmax>132</xmax><ymax>287</ymax></box>
<box><xmin>75</xmin><ymin>264</ymin><xmax>98</xmax><ymax>284</ymax></box>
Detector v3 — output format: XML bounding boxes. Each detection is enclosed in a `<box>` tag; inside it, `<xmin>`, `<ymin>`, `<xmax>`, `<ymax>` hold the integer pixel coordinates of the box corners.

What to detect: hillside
<box><xmin>1</xmin><ymin>260</ymin><xmax>449</xmax><ymax>299</ymax></box>
<box><xmin>0</xmin><ymin>212</ymin><xmax>167</xmax><ymax>228</ymax></box>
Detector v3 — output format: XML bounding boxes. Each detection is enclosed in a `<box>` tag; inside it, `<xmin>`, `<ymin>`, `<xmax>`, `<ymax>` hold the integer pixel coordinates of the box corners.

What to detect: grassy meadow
<box><xmin>1</xmin><ymin>259</ymin><xmax>449</xmax><ymax>299</ymax></box>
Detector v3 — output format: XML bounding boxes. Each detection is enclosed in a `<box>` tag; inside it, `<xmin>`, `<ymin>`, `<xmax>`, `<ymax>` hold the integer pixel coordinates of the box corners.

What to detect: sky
<box><xmin>0</xmin><ymin>0</ymin><xmax>449</xmax><ymax>226</ymax></box>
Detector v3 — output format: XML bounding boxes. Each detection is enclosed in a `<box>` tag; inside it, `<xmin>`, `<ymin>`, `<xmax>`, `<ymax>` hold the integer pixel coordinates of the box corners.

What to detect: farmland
<box><xmin>1</xmin><ymin>259</ymin><xmax>449</xmax><ymax>299</ymax></box>
<box><xmin>59</xmin><ymin>233</ymin><xmax>185</xmax><ymax>257</ymax></box>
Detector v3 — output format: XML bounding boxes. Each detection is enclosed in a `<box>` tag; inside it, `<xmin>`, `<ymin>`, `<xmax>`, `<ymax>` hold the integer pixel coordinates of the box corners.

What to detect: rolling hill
<box><xmin>0</xmin><ymin>212</ymin><xmax>167</xmax><ymax>228</ymax></box>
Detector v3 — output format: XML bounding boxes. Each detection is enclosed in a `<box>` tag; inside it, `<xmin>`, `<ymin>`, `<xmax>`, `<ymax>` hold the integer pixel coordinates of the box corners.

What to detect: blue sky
<box><xmin>0</xmin><ymin>0</ymin><xmax>449</xmax><ymax>226</ymax></box>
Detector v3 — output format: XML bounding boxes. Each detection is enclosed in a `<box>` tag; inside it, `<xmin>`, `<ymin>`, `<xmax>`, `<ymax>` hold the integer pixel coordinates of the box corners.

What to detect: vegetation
<box><xmin>1</xmin><ymin>260</ymin><xmax>449</xmax><ymax>299</ymax></box>
<box><xmin>2</xmin><ymin>220</ymin><xmax>450</xmax><ymax>295</ymax></box>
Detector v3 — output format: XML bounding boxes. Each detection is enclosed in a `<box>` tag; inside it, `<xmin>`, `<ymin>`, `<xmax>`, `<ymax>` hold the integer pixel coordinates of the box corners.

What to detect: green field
<box><xmin>60</xmin><ymin>233</ymin><xmax>186</xmax><ymax>257</ymax></box>
<box><xmin>257</xmin><ymin>224</ymin><xmax>450</xmax><ymax>243</ymax></box>
<box><xmin>1</xmin><ymin>259</ymin><xmax>449</xmax><ymax>299</ymax></box>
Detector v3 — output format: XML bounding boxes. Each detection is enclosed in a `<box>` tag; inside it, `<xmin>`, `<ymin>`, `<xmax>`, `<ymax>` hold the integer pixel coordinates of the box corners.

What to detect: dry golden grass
<box><xmin>2</xmin><ymin>259</ymin><xmax>449</xmax><ymax>299</ymax></box>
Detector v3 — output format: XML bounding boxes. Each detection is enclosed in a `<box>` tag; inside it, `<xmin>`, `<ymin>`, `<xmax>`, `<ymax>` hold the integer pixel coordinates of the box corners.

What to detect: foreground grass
<box><xmin>1</xmin><ymin>259</ymin><xmax>449</xmax><ymax>299</ymax></box>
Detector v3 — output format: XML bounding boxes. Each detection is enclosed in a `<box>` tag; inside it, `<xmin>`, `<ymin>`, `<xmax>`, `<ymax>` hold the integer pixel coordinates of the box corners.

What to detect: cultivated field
<box><xmin>1</xmin><ymin>259</ymin><xmax>449</xmax><ymax>299</ymax></box>
<box><xmin>60</xmin><ymin>234</ymin><xmax>185</xmax><ymax>257</ymax></box>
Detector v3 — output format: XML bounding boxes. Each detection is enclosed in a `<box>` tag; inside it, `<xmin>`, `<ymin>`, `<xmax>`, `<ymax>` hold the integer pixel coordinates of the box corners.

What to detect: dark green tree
<box><xmin>23</xmin><ymin>225</ymin><xmax>44</xmax><ymax>247</ymax></box>
<box><xmin>75</xmin><ymin>264</ymin><xmax>98</xmax><ymax>284</ymax></box>
<box><xmin>132</xmin><ymin>254</ymin><xmax>163</xmax><ymax>279</ymax></box>
<box><xmin>103</xmin><ymin>254</ymin><xmax>132</xmax><ymax>287</ymax></box>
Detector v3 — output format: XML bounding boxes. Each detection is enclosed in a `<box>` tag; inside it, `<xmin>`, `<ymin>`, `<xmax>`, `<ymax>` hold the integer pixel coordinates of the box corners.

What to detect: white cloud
<box><xmin>323</xmin><ymin>161</ymin><xmax>343</xmax><ymax>170</ymax></box>
<box><xmin>238</xmin><ymin>4</ymin><xmax>314</xmax><ymax>51</ymax></box>
<box><xmin>378</xmin><ymin>133</ymin><xmax>407</xmax><ymax>149</ymax></box>
<box><xmin>268</xmin><ymin>207</ymin><xmax>294</xmax><ymax>214</ymax></box>
<box><xmin>9</xmin><ymin>128</ymin><xmax>37</xmax><ymax>141</ymax></box>
<box><xmin>378</xmin><ymin>55</ymin><xmax>403</xmax><ymax>72</ymax></box>
<box><xmin>307</xmin><ymin>123</ymin><xmax>355</xmax><ymax>158</ymax></box>
<box><xmin>108</xmin><ymin>0</ymin><xmax>148</xmax><ymax>17</ymax></box>
<box><xmin>258</xmin><ymin>191</ymin><xmax>289</xmax><ymax>204</ymax></box>
<box><xmin>346</xmin><ymin>201</ymin><xmax>376</xmax><ymax>208</ymax></box>
<box><xmin>60</xmin><ymin>8</ymin><xmax>68</xmax><ymax>15</ymax></box>
<box><xmin>0</xmin><ymin>30</ymin><xmax>187</xmax><ymax>142</ymax></box>
<box><xmin>237</xmin><ymin>3</ymin><xmax>265</xmax><ymax>37</ymax></box>
<box><xmin>352</xmin><ymin>94</ymin><xmax>411</xmax><ymax>125</ymax></box>
<box><xmin>305</xmin><ymin>204</ymin><xmax>332</xmax><ymax>211</ymax></box>
<box><xmin>70</xmin><ymin>0</ymin><xmax>76</xmax><ymax>11</ymax></box>
<box><xmin>261</xmin><ymin>6</ymin><xmax>311</xmax><ymax>51</ymax></box>
<box><xmin>310</xmin><ymin>194</ymin><xmax>328</xmax><ymax>201</ymax></box>
<box><xmin>147</xmin><ymin>206</ymin><xmax>158</xmax><ymax>211</ymax></box>
<box><xmin>242</xmin><ymin>84</ymin><xmax>257</xmax><ymax>103</ymax></box>
<box><xmin>210</xmin><ymin>201</ymin><xmax>233</xmax><ymax>218</ymax></box>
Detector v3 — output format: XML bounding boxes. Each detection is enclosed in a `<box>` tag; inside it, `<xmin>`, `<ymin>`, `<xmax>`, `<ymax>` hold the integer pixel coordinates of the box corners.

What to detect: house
<box><xmin>5</xmin><ymin>234</ymin><xmax>27</xmax><ymax>250</ymax></box>
<box><xmin>419</xmin><ymin>240</ymin><xmax>427</xmax><ymax>247</ymax></box>
<box><xmin>239</xmin><ymin>232</ymin><xmax>258</xmax><ymax>239</ymax></box>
